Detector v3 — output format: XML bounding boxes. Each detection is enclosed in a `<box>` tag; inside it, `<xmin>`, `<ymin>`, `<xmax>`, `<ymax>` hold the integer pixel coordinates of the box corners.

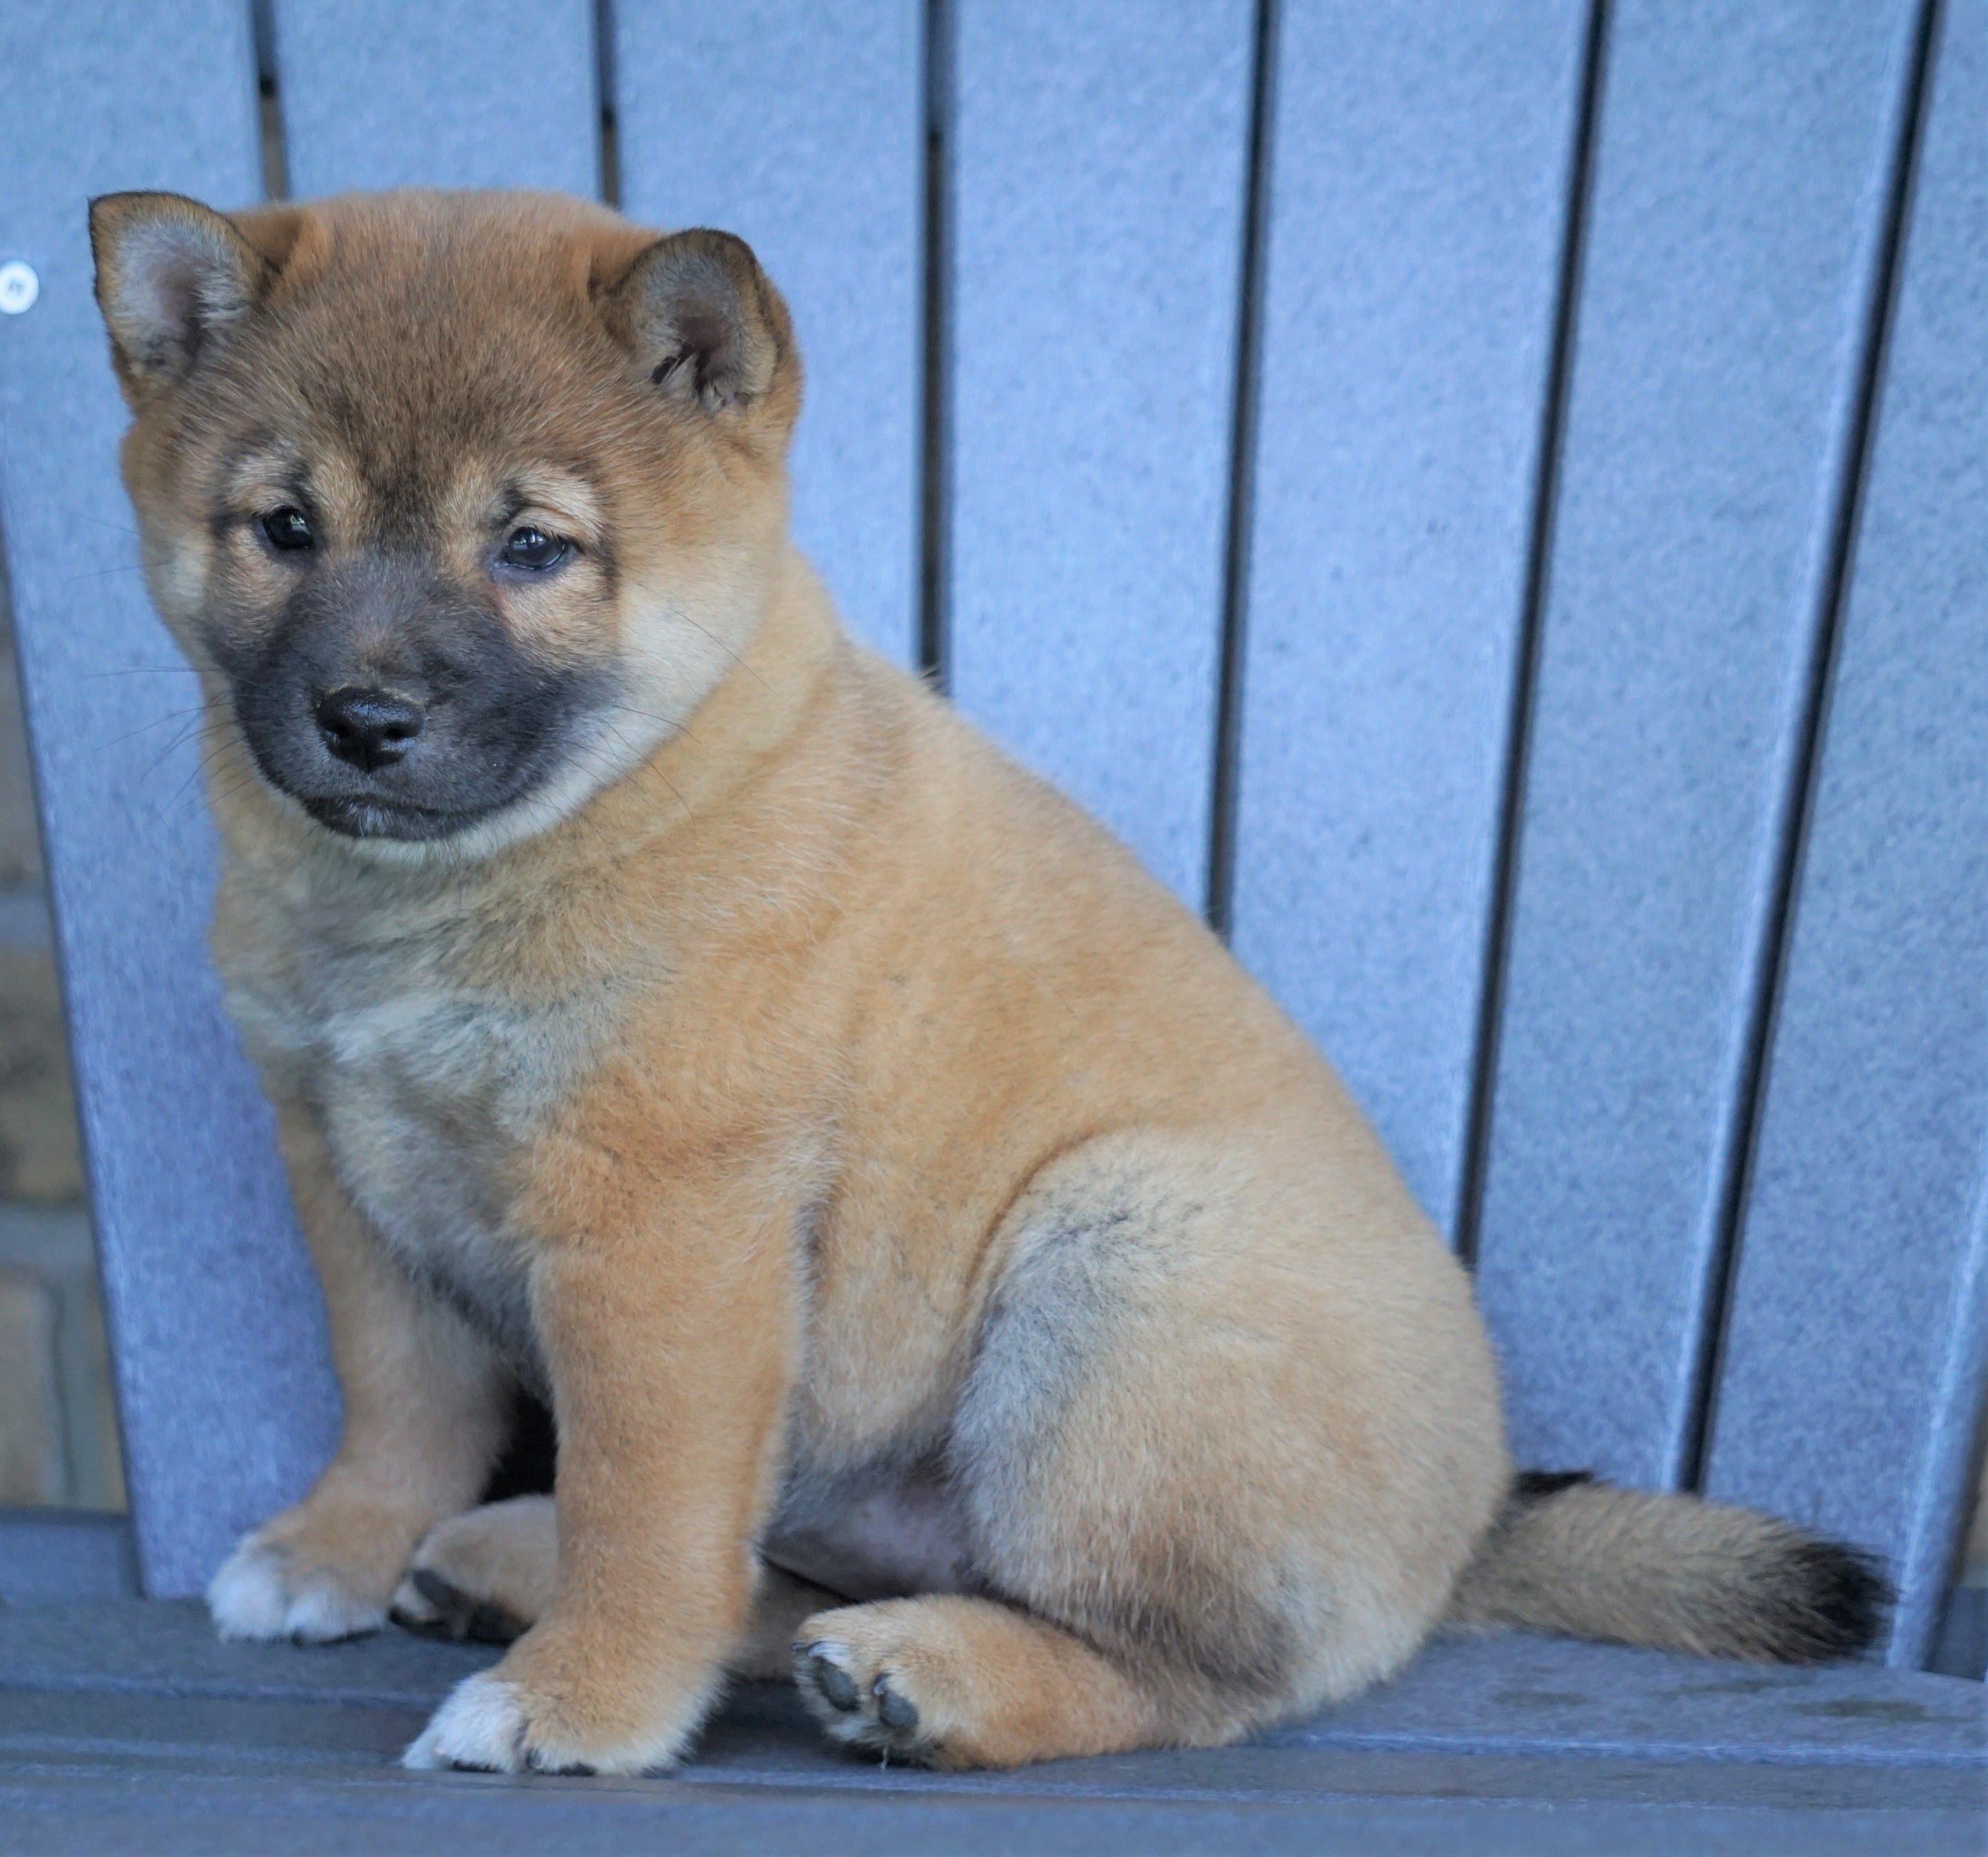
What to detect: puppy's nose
<box><xmin>314</xmin><ymin>686</ymin><xmax>426</xmax><ymax>771</ymax></box>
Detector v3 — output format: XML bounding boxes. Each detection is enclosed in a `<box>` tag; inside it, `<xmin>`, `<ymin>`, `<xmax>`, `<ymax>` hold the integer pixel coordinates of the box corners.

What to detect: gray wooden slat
<box><xmin>0</xmin><ymin>1510</ymin><xmax>137</xmax><ymax>1604</ymax></box>
<box><xmin>1471</xmin><ymin>0</ymin><xmax>1926</xmax><ymax>1492</ymax></box>
<box><xmin>1703</xmin><ymin>0</ymin><xmax>1988</xmax><ymax>1669</ymax></box>
<box><xmin>944</xmin><ymin>0</ymin><xmax>1254</xmax><ymax>910</ymax></box>
<box><xmin>612</xmin><ymin>1</ymin><xmax>922</xmax><ymax>668</ymax></box>
<box><xmin>5</xmin><ymin>1600</ymin><xmax>1982</xmax><ymax>1798</ymax></box>
<box><xmin>1228</xmin><ymin>1</ymin><xmax>1590</xmax><ymax>1222</ymax></box>
<box><xmin>0</xmin><ymin>0</ymin><xmax>339</xmax><ymax>1596</ymax></box>
<box><xmin>269</xmin><ymin>0</ymin><xmax>600</xmax><ymax>199</ymax></box>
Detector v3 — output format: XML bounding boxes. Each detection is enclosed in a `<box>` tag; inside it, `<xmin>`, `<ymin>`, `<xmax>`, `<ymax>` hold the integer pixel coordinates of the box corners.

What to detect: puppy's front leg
<box><xmin>209</xmin><ymin>1104</ymin><xmax>510</xmax><ymax>1641</ymax></box>
<box><xmin>406</xmin><ymin>1162</ymin><xmax>796</xmax><ymax>1775</ymax></box>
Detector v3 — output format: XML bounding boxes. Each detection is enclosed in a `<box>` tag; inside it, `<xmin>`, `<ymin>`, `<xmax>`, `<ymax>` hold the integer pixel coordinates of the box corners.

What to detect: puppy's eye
<box><xmin>260</xmin><ymin>507</ymin><xmax>314</xmax><ymax>552</ymax></box>
<box><xmin>499</xmin><ymin>526</ymin><xmax>567</xmax><ymax>572</ymax></box>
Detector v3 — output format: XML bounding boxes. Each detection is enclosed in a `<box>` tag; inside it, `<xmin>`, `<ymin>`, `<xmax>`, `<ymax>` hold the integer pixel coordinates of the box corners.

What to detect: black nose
<box><xmin>314</xmin><ymin>686</ymin><xmax>426</xmax><ymax>771</ymax></box>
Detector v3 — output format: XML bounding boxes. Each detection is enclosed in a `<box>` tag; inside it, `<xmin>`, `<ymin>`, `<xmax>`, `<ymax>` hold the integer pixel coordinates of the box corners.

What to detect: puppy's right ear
<box><xmin>88</xmin><ymin>192</ymin><xmax>274</xmax><ymax>391</ymax></box>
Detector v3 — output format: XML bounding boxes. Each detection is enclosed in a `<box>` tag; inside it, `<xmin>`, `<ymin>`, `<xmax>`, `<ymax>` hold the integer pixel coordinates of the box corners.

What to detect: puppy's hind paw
<box><xmin>391</xmin><ymin>1567</ymin><xmax>528</xmax><ymax>1645</ymax></box>
<box><xmin>390</xmin><ymin>1496</ymin><xmax>552</xmax><ymax>1645</ymax></box>
<box><xmin>794</xmin><ymin>1633</ymin><xmax>939</xmax><ymax>1764</ymax></box>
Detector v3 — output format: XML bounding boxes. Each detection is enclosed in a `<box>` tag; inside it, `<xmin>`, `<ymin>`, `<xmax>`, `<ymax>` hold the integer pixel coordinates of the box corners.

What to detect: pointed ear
<box><xmin>600</xmin><ymin>229</ymin><xmax>792</xmax><ymax>416</ymax></box>
<box><xmin>89</xmin><ymin>192</ymin><xmax>274</xmax><ymax>389</ymax></box>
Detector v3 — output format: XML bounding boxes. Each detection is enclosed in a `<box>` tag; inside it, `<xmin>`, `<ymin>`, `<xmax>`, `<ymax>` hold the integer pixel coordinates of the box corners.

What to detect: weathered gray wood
<box><xmin>0</xmin><ymin>0</ymin><xmax>338</xmax><ymax>1596</ymax></box>
<box><xmin>269</xmin><ymin>0</ymin><xmax>600</xmax><ymax>199</ymax></box>
<box><xmin>8</xmin><ymin>1764</ymin><xmax>1968</xmax><ymax>1857</ymax></box>
<box><xmin>944</xmin><ymin>0</ymin><xmax>1254</xmax><ymax>907</ymax></box>
<box><xmin>1703</xmin><ymin>0</ymin><xmax>1988</xmax><ymax>1669</ymax></box>
<box><xmin>1471</xmin><ymin>0</ymin><xmax>1927</xmax><ymax>1492</ymax></box>
<box><xmin>12</xmin><ymin>1598</ymin><xmax>1980</xmax><ymax>1773</ymax></box>
<box><xmin>1228</xmin><ymin>1</ymin><xmax>1590</xmax><ymax>1222</ymax></box>
<box><xmin>0</xmin><ymin>1603</ymin><xmax>1978</xmax><ymax>1857</ymax></box>
<box><xmin>612</xmin><ymin>1</ymin><xmax>923</xmax><ymax>666</ymax></box>
<box><xmin>0</xmin><ymin>1510</ymin><xmax>136</xmax><ymax>1604</ymax></box>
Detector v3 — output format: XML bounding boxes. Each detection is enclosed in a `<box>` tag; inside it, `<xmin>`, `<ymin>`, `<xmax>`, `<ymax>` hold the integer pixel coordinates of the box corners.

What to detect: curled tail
<box><xmin>1446</xmin><ymin>1470</ymin><xmax>1890</xmax><ymax>1664</ymax></box>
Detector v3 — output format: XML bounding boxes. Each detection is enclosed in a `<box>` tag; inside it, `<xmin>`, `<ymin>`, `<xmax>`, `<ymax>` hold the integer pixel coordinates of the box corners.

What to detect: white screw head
<box><xmin>0</xmin><ymin>261</ymin><xmax>38</xmax><ymax>315</ymax></box>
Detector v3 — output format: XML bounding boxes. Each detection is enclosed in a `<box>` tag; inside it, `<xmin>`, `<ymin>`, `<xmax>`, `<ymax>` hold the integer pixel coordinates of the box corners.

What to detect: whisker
<box><xmin>134</xmin><ymin>718</ymin><xmax>211</xmax><ymax>782</ymax></box>
<box><xmin>82</xmin><ymin>665</ymin><xmax>202</xmax><ymax>679</ymax></box>
<box><xmin>75</xmin><ymin>514</ymin><xmax>144</xmax><ymax>541</ymax></box>
<box><xmin>108</xmin><ymin>704</ymin><xmax>204</xmax><ymax>749</ymax></box>
<box><xmin>166</xmin><ymin>740</ymin><xmax>241</xmax><ymax>808</ymax></box>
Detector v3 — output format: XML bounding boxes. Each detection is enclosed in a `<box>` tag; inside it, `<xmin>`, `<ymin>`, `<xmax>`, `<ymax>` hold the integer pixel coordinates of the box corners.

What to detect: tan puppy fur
<box><xmin>90</xmin><ymin>188</ymin><xmax>1884</xmax><ymax>1776</ymax></box>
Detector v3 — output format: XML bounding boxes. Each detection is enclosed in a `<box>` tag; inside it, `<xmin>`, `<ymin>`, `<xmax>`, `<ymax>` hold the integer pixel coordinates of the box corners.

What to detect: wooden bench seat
<box><xmin>1</xmin><ymin>1597</ymin><xmax>1979</xmax><ymax>1852</ymax></box>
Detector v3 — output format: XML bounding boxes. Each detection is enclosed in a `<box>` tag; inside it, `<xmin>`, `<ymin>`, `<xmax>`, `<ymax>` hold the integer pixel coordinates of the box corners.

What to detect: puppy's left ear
<box><xmin>88</xmin><ymin>191</ymin><xmax>274</xmax><ymax>391</ymax></box>
<box><xmin>600</xmin><ymin>229</ymin><xmax>794</xmax><ymax>417</ymax></box>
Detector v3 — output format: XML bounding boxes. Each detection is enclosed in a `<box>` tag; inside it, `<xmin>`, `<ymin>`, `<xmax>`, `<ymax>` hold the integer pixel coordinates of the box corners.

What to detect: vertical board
<box><xmin>271</xmin><ymin>0</ymin><xmax>600</xmax><ymax>198</ymax></box>
<box><xmin>945</xmin><ymin>0</ymin><xmax>1254</xmax><ymax>909</ymax></box>
<box><xmin>1705</xmin><ymin>0</ymin><xmax>1988</xmax><ymax>1668</ymax></box>
<box><xmin>0</xmin><ymin>0</ymin><xmax>339</xmax><ymax>1594</ymax></box>
<box><xmin>1472</xmin><ymin>1</ymin><xmax>1924</xmax><ymax>1490</ymax></box>
<box><xmin>1229</xmin><ymin>2</ymin><xmax>1589</xmax><ymax>1221</ymax></box>
<box><xmin>613</xmin><ymin>1</ymin><xmax>922</xmax><ymax>666</ymax></box>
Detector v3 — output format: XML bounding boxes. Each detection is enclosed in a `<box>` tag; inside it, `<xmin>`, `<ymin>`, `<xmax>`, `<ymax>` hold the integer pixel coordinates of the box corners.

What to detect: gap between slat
<box><xmin>1203</xmin><ymin>0</ymin><xmax>1279</xmax><ymax>940</ymax></box>
<box><xmin>1450</xmin><ymin>0</ymin><xmax>1612</xmax><ymax>1267</ymax></box>
<box><xmin>593</xmin><ymin>0</ymin><xmax>620</xmax><ymax>209</ymax></box>
<box><xmin>1680</xmin><ymin>0</ymin><xmax>1944</xmax><ymax>1503</ymax></box>
<box><xmin>249</xmin><ymin>0</ymin><xmax>289</xmax><ymax>202</ymax></box>
<box><xmin>918</xmin><ymin>0</ymin><xmax>955</xmax><ymax>692</ymax></box>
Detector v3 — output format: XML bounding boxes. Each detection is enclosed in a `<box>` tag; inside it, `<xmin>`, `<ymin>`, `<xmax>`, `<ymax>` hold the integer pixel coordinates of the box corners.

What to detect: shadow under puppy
<box><xmin>90</xmin><ymin>187</ymin><xmax>1884</xmax><ymax>1775</ymax></box>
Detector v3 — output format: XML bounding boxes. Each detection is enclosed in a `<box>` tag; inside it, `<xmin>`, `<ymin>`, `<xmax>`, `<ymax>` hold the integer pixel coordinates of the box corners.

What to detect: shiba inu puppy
<box><xmin>89</xmin><ymin>186</ymin><xmax>1884</xmax><ymax>1776</ymax></box>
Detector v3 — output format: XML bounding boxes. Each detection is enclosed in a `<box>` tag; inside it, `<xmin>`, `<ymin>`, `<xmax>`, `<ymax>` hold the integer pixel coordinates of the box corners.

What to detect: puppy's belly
<box><xmin>764</xmin><ymin>1458</ymin><xmax>973</xmax><ymax>1602</ymax></box>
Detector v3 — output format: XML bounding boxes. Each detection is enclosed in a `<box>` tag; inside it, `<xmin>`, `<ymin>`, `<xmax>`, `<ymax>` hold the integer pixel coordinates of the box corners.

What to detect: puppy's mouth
<box><xmin>227</xmin><ymin>682</ymin><xmax>604</xmax><ymax>845</ymax></box>
<box><xmin>295</xmin><ymin>792</ymin><xmax>506</xmax><ymax>842</ymax></box>
<box><xmin>220</xmin><ymin>655</ymin><xmax>620</xmax><ymax>850</ymax></box>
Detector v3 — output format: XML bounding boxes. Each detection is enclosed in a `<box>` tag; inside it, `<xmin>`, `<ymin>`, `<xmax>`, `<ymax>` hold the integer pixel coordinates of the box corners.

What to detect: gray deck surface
<box><xmin>0</xmin><ymin>1600</ymin><xmax>1978</xmax><ymax>1854</ymax></box>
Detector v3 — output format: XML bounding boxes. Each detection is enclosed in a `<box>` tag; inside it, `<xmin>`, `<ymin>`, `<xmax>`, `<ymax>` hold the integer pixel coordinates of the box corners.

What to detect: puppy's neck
<box><xmin>573</xmin><ymin>543</ymin><xmax>845</xmax><ymax>858</ymax></box>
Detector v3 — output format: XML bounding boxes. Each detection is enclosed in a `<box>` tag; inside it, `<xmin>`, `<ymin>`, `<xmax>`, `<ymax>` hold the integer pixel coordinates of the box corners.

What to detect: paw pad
<box><xmin>794</xmin><ymin>1639</ymin><xmax>932</xmax><ymax>1759</ymax></box>
<box><xmin>805</xmin><ymin>1649</ymin><xmax>860</xmax><ymax>1711</ymax></box>
<box><xmin>873</xmin><ymin>1677</ymin><xmax>919</xmax><ymax>1733</ymax></box>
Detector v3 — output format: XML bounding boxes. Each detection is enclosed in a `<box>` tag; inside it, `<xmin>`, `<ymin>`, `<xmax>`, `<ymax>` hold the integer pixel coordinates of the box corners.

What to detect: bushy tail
<box><xmin>1446</xmin><ymin>1470</ymin><xmax>1890</xmax><ymax>1664</ymax></box>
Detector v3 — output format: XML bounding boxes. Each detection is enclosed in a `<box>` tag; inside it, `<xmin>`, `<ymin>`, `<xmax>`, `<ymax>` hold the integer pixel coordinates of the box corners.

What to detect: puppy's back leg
<box><xmin>793</xmin><ymin>1133</ymin><xmax>1503</xmax><ymax>1769</ymax></box>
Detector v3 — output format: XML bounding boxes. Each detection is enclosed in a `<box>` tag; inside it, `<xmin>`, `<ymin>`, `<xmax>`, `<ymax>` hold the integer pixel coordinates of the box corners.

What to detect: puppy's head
<box><xmin>90</xmin><ymin>188</ymin><xmax>799</xmax><ymax>856</ymax></box>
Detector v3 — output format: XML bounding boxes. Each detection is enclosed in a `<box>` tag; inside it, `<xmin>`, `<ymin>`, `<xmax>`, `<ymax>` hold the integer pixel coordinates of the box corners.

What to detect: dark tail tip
<box><xmin>1511</xmin><ymin>1468</ymin><xmax>1595</xmax><ymax>1504</ymax></box>
<box><xmin>1768</xmin><ymin>1538</ymin><xmax>1892</xmax><ymax>1664</ymax></box>
<box><xmin>1504</xmin><ymin>1468</ymin><xmax>1894</xmax><ymax>1665</ymax></box>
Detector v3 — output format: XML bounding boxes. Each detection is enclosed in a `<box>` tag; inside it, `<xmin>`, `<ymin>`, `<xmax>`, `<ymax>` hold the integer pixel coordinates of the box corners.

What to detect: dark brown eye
<box><xmin>499</xmin><ymin>526</ymin><xmax>567</xmax><ymax>572</ymax></box>
<box><xmin>260</xmin><ymin>506</ymin><xmax>314</xmax><ymax>552</ymax></box>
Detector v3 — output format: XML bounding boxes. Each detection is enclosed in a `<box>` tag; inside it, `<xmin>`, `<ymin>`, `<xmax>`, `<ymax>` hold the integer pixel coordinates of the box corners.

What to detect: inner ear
<box><xmin>89</xmin><ymin>191</ymin><xmax>273</xmax><ymax>388</ymax></box>
<box><xmin>603</xmin><ymin>229</ymin><xmax>785</xmax><ymax>414</ymax></box>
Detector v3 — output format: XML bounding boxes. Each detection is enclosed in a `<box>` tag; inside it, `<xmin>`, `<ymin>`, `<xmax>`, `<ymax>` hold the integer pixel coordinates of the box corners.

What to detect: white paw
<box><xmin>207</xmin><ymin>1532</ymin><xmax>387</xmax><ymax>1643</ymax></box>
<box><xmin>403</xmin><ymin>1672</ymin><xmax>529</xmax><ymax>1771</ymax></box>
<box><xmin>402</xmin><ymin>1662</ymin><xmax>714</xmax><ymax>1775</ymax></box>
